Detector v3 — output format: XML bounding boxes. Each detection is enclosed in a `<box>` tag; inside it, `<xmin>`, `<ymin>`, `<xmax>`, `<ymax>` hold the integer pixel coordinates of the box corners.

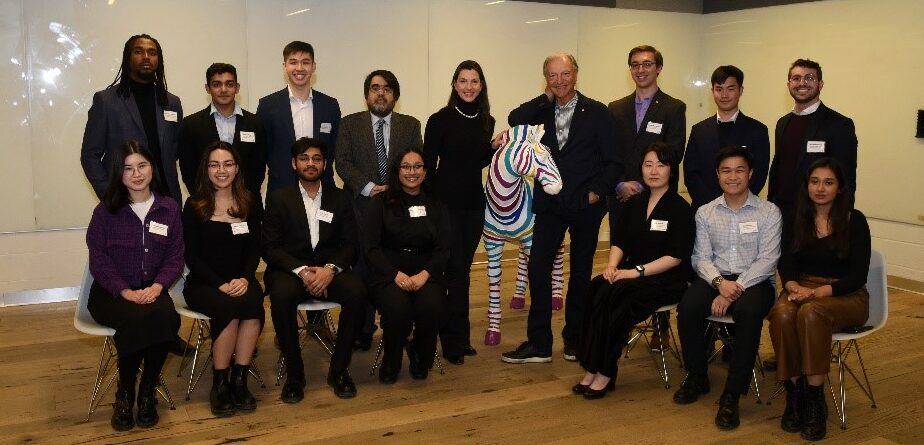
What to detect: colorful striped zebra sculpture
<box><xmin>482</xmin><ymin>124</ymin><xmax>565</xmax><ymax>346</ymax></box>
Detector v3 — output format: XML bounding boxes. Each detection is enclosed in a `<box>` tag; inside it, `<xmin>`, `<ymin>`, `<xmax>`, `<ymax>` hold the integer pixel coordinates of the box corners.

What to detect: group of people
<box><xmin>79</xmin><ymin>33</ymin><xmax>869</xmax><ymax>442</ymax></box>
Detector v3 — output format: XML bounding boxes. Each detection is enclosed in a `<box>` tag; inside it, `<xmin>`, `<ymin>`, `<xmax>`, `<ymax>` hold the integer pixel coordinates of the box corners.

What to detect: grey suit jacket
<box><xmin>335</xmin><ymin>111</ymin><xmax>423</xmax><ymax>198</ymax></box>
<box><xmin>80</xmin><ymin>85</ymin><xmax>184</xmax><ymax>202</ymax></box>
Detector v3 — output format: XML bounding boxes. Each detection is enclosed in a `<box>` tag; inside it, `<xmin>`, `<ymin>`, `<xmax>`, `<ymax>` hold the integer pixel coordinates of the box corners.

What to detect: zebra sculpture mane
<box><xmin>482</xmin><ymin>124</ymin><xmax>565</xmax><ymax>346</ymax></box>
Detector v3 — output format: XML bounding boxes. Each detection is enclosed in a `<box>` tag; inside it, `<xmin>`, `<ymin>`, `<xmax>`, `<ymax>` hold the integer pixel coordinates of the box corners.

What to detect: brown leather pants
<box><xmin>768</xmin><ymin>274</ymin><xmax>869</xmax><ymax>380</ymax></box>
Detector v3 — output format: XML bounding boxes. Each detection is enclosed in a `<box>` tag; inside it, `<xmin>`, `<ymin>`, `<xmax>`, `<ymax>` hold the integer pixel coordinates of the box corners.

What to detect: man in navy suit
<box><xmin>179</xmin><ymin>63</ymin><xmax>266</xmax><ymax>200</ymax></box>
<box><xmin>80</xmin><ymin>33</ymin><xmax>184</xmax><ymax>203</ymax></box>
<box><xmin>501</xmin><ymin>53</ymin><xmax>621</xmax><ymax>364</ymax></box>
<box><xmin>257</xmin><ymin>41</ymin><xmax>341</xmax><ymax>192</ymax></box>
<box><xmin>684</xmin><ymin>65</ymin><xmax>770</xmax><ymax>211</ymax></box>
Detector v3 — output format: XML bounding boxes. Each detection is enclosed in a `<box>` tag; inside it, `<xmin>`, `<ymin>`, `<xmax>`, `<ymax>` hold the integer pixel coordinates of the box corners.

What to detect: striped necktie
<box><xmin>375</xmin><ymin>119</ymin><xmax>387</xmax><ymax>182</ymax></box>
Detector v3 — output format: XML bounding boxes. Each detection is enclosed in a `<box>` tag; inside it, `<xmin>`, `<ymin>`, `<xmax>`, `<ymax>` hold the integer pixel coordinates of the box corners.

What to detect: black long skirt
<box><xmin>183</xmin><ymin>275</ymin><xmax>265</xmax><ymax>341</ymax></box>
<box><xmin>87</xmin><ymin>281</ymin><xmax>180</xmax><ymax>354</ymax></box>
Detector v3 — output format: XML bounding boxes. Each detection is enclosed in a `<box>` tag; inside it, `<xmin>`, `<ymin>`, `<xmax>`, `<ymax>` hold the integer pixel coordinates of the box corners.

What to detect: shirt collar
<box><xmin>288</xmin><ymin>85</ymin><xmax>313</xmax><ymax>104</ymax></box>
<box><xmin>719</xmin><ymin>191</ymin><xmax>760</xmax><ymax>210</ymax></box>
<box><xmin>298</xmin><ymin>181</ymin><xmax>323</xmax><ymax>201</ymax></box>
<box><xmin>371</xmin><ymin>112</ymin><xmax>392</xmax><ymax>127</ymax></box>
<box><xmin>210</xmin><ymin>103</ymin><xmax>242</xmax><ymax>118</ymax></box>
<box><xmin>717</xmin><ymin>110</ymin><xmax>740</xmax><ymax>123</ymax></box>
<box><xmin>555</xmin><ymin>93</ymin><xmax>579</xmax><ymax>111</ymax></box>
<box><xmin>793</xmin><ymin>100</ymin><xmax>821</xmax><ymax>116</ymax></box>
<box><xmin>635</xmin><ymin>88</ymin><xmax>659</xmax><ymax>104</ymax></box>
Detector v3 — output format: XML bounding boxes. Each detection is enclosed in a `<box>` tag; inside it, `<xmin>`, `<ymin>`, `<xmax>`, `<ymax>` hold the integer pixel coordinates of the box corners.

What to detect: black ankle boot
<box><xmin>111</xmin><ymin>382</ymin><xmax>135</xmax><ymax>431</ymax></box>
<box><xmin>231</xmin><ymin>363</ymin><xmax>257</xmax><ymax>412</ymax></box>
<box><xmin>781</xmin><ymin>377</ymin><xmax>805</xmax><ymax>433</ymax></box>
<box><xmin>801</xmin><ymin>384</ymin><xmax>828</xmax><ymax>441</ymax></box>
<box><xmin>210</xmin><ymin>368</ymin><xmax>236</xmax><ymax>417</ymax></box>
<box><xmin>135</xmin><ymin>379</ymin><xmax>159</xmax><ymax>428</ymax></box>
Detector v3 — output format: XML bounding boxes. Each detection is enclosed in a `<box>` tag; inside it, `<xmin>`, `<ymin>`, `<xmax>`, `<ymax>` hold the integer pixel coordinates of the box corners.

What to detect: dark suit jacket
<box><xmin>178</xmin><ymin>106</ymin><xmax>267</xmax><ymax>198</ymax></box>
<box><xmin>256</xmin><ymin>87</ymin><xmax>341</xmax><ymax>192</ymax></box>
<box><xmin>684</xmin><ymin>112</ymin><xmax>770</xmax><ymax>209</ymax></box>
<box><xmin>262</xmin><ymin>183</ymin><xmax>358</xmax><ymax>274</ymax></box>
<box><xmin>80</xmin><ymin>86</ymin><xmax>184</xmax><ymax>202</ymax></box>
<box><xmin>335</xmin><ymin>111</ymin><xmax>423</xmax><ymax>199</ymax></box>
<box><xmin>508</xmin><ymin>92</ymin><xmax>621</xmax><ymax>213</ymax></box>
<box><xmin>608</xmin><ymin>88</ymin><xmax>686</xmax><ymax>186</ymax></box>
<box><xmin>769</xmin><ymin>102</ymin><xmax>858</xmax><ymax>204</ymax></box>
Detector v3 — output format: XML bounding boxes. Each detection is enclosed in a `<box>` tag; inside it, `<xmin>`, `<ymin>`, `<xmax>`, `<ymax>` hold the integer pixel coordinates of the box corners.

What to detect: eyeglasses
<box><xmin>630</xmin><ymin>61</ymin><xmax>656</xmax><ymax>71</ymax></box>
<box><xmin>788</xmin><ymin>74</ymin><xmax>818</xmax><ymax>84</ymax></box>
<box><xmin>296</xmin><ymin>154</ymin><xmax>324</xmax><ymax>163</ymax></box>
<box><xmin>400</xmin><ymin>164</ymin><xmax>425</xmax><ymax>172</ymax></box>
<box><xmin>369</xmin><ymin>85</ymin><xmax>393</xmax><ymax>95</ymax></box>
<box><xmin>208</xmin><ymin>160</ymin><xmax>237</xmax><ymax>170</ymax></box>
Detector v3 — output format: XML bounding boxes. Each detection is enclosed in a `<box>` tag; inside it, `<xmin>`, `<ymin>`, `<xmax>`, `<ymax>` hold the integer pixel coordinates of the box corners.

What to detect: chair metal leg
<box><xmin>249</xmin><ymin>362</ymin><xmax>267</xmax><ymax>388</ymax></box>
<box><xmin>434</xmin><ymin>349</ymin><xmax>445</xmax><ymax>375</ymax></box>
<box><xmin>275</xmin><ymin>355</ymin><xmax>286</xmax><ymax>386</ymax></box>
<box><xmin>156</xmin><ymin>372</ymin><xmax>177</xmax><ymax>410</ymax></box>
<box><xmin>184</xmin><ymin>319</ymin><xmax>207</xmax><ymax>400</ymax></box>
<box><xmin>176</xmin><ymin>319</ymin><xmax>198</xmax><ymax>377</ymax></box>
<box><xmin>85</xmin><ymin>336</ymin><xmax>118</xmax><ymax>421</ymax></box>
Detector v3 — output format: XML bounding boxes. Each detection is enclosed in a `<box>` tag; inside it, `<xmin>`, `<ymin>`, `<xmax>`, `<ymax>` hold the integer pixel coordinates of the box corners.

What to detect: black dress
<box><xmin>579</xmin><ymin>190</ymin><xmax>694</xmax><ymax>378</ymax></box>
<box><xmin>182</xmin><ymin>200</ymin><xmax>264</xmax><ymax>340</ymax></box>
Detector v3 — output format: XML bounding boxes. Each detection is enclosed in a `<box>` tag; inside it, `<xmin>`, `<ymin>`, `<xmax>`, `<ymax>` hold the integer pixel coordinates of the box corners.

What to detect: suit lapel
<box><xmin>278</xmin><ymin>88</ymin><xmax>297</xmax><ymax>144</ymax></box>
<box><xmin>288</xmin><ymin>184</ymin><xmax>313</xmax><ymax>251</ymax></box>
<box><xmin>636</xmin><ymin>90</ymin><xmax>664</xmax><ymax>142</ymax></box>
<box><xmin>561</xmin><ymin>94</ymin><xmax>587</xmax><ymax>152</ymax></box>
<box><xmin>704</xmin><ymin>117</ymin><xmax>719</xmax><ymax>151</ymax></box>
<box><xmin>203</xmin><ymin>106</ymin><xmax>222</xmax><ymax>143</ymax></box>
<box><xmin>120</xmin><ymin>94</ymin><xmax>145</xmax><ymax>140</ymax></box>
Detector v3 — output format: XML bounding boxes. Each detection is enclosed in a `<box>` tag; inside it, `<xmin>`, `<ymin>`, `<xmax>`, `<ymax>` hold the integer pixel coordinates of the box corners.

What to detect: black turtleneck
<box><xmin>128</xmin><ymin>78</ymin><xmax>166</xmax><ymax>192</ymax></box>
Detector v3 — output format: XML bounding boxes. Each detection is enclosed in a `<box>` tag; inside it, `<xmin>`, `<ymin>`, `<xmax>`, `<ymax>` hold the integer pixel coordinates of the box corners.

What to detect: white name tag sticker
<box><xmin>650</xmin><ymin>219</ymin><xmax>669</xmax><ymax>231</ymax></box>
<box><xmin>163</xmin><ymin>110</ymin><xmax>178</xmax><ymax>122</ymax></box>
<box><xmin>645</xmin><ymin>121</ymin><xmax>663</xmax><ymax>134</ymax></box>
<box><xmin>239</xmin><ymin>131</ymin><xmax>256</xmax><ymax>143</ymax></box>
<box><xmin>806</xmin><ymin>140</ymin><xmax>826</xmax><ymax>153</ymax></box>
<box><xmin>739</xmin><ymin>221</ymin><xmax>759</xmax><ymax>234</ymax></box>
<box><xmin>149</xmin><ymin>221</ymin><xmax>169</xmax><ymax>236</ymax></box>
<box><xmin>408</xmin><ymin>206</ymin><xmax>427</xmax><ymax>218</ymax></box>
<box><xmin>231</xmin><ymin>222</ymin><xmax>249</xmax><ymax>235</ymax></box>
<box><xmin>317</xmin><ymin>209</ymin><xmax>334</xmax><ymax>223</ymax></box>
<box><xmin>320</xmin><ymin>122</ymin><xmax>332</xmax><ymax>133</ymax></box>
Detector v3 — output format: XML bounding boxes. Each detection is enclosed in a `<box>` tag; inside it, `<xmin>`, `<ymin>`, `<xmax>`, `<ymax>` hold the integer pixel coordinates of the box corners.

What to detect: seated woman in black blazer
<box><xmin>364</xmin><ymin>146</ymin><xmax>450</xmax><ymax>383</ymax></box>
<box><xmin>182</xmin><ymin>141</ymin><xmax>264</xmax><ymax>417</ymax></box>
<box><xmin>768</xmin><ymin>158</ymin><xmax>870</xmax><ymax>441</ymax></box>
<box><xmin>574</xmin><ymin>142</ymin><xmax>694</xmax><ymax>400</ymax></box>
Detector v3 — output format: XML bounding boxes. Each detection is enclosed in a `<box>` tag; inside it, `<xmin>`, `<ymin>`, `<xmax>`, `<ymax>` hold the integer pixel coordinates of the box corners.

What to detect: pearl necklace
<box><xmin>454</xmin><ymin>106</ymin><xmax>479</xmax><ymax>119</ymax></box>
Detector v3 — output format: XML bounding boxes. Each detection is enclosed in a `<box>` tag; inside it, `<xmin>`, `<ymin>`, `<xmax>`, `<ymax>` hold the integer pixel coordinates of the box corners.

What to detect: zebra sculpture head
<box><xmin>493</xmin><ymin>124</ymin><xmax>562</xmax><ymax>196</ymax></box>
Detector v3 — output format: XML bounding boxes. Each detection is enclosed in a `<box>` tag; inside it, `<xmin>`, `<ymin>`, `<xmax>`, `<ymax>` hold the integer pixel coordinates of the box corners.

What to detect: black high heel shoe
<box><xmin>582</xmin><ymin>380</ymin><xmax>616</xmax><ymax>400</ymax></box>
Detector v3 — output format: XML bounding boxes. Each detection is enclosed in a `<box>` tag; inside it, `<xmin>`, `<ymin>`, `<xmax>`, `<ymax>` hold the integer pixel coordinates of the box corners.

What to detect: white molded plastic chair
<box><xmin>275</xmin><ymin>299</ymin><xmax>342</xmax><ymax>384</ymax></box>
<box><xmin>625</xmin><ymin>303</ymin><xmax>683</xmax><ymax>388</ymax></box>
<box><xmin>828</xmin><ymin>249</ymin><xmax>888</xmax><ymax>430</ymax></box>
<box><xmin>73</xmin><ymin>263</ymin><xmax>176</xmax><ymax>421</ymax></box>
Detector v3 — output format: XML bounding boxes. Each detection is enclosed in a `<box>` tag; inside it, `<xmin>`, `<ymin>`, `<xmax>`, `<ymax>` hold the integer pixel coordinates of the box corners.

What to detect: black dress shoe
<box><xmin>170</xmin><ymin>335</ymin><xmax>195</xmax><ymax>357</ymax></box>
<box><xmin>572</xmin><ymin>379</ymin><xmax>614</xmax><ymax>396</ymax></box>
<box><xmin>501</xmin><ymin>342</ymin><xmax>552</xmax><ymax>364</ymax></box>
<box><xmin>407</xmin><ymin>344</ymin><xmax>428</xmax><ymax>380</ymax></box>
<box><xmin>378</xmin><ymin>365</ymin><xmax>398</xmax><ymax>384</ymax></box>
<box><xmin>327</xmin><ymin>370</ymin><xmax>357</xmax><ymax>399</ymax></box>
<box><xmin>673</xmin><ymin>373</ymin><xmax>711</xmax><ymax>404</ymax></box>
<box><xmin>715</xmin><ymin>391</ymin><xmax>741</xmax><ymax>430</ymax></box>
<box><xmin>462</xmin><ymin>345</ymin><xmax>478</xmax><ymax>356</ymax></box>
<box><xmin>443</xmin><ymin>354</ymin><xmax>464</xmax><ymax>365</ymax></box>
<box><xmin>111</xmin><ymin>387</ymin><xmax>135</xmax><ymax>431</ymax></box>
<box><xmin>280</xmin><ymin>377</ymin><xmax>306</xmax><ymax>404</ymax></box>
<box><xmin>571</xmin><ymin>383</ymin><xmax>590</xmax><ymax>395</ymax></box>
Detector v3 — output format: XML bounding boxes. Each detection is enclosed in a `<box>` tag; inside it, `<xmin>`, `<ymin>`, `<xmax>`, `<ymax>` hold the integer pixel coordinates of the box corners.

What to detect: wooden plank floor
<box><xmin>1</xmin><ymin>252</ymin><xmax>923</xmax><ymax>445</ymax></box>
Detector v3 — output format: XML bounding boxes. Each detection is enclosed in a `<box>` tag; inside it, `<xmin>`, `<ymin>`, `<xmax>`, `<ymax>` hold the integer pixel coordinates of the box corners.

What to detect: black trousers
<box><xmin>439</xmin><ymin>205</ymin><xmax>484</xmax><ymax>356</ymax></box>
<box><xmin>266</xmin><ymin>269</ymin><xmax>367</xmax><ymax>376</ymax></box>
<box><xmin>527</xmin><ymin>201</ymin><xmax>606</xmax><ymax>352</ymax></box>
<box><xmin>352</xmin><ymin>196</ymin><xmax>378</xmax><ymax>336</ymax></box>
<box><xmin>372</xmin><ymin>281</ymin><xmax>445</xmax><ymax>372</ymax></box>
<box><xmin>677</xmin><ymin>278</ymin><xmax>774</xmax><ymax>394</ymax></box>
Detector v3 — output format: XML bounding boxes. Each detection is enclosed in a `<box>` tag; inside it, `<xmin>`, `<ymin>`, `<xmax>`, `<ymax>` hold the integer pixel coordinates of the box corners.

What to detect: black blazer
<box><xmin>261</xmin><ymin>183</ymin><xmax>358</xmax><ymax>273</ymax></box>
<box><xmin>508</xmin><ymin>92</ymin><xmax>621</xmax><ymax>213</ymax></box>
<box><xmin>684</xmin><ymin>112</ymin><xmax>770</xmax><ymax>209</ymax></box>
<box><xmin>256</xmin><ymin>87</ymin><xmax>342</xmax><ymax>191</ymax></box>
<box><xmin>178</xmin><ymin>106</ymin><xmax>267</xmax><ymax>198</ymax></box>
<box><xmin>608</xmin><ymin>89</ymin><xmax>686</xmax><ymax>186</ymax></box>
<box><xmin>769</xmin><ymin>102</ymin><xmax>857</xmax><ymax>205</ymax></box>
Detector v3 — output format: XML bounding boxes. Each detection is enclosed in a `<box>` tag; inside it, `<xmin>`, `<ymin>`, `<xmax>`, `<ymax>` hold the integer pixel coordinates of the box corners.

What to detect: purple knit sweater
<box><xmin>86</xmin><ymin>193</ymin><xmax>185</xmax><ymax>296</ymax></box>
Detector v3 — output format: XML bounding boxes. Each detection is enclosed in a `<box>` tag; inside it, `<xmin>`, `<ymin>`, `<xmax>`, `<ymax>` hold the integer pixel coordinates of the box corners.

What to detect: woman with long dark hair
<box><xmin>768</xmin><ymin>157</ymin><xmax>870</xmax><ymax>441</ymax></box>
<box><xmin>86</xmin><ymin>140</ymin><xmax>183</xmax><ymax>431</ymax></box>
<box><xmin>182</xmin><ymin>141</ymin><xmax>264</xmax><ymax>416</ymax></box>
<box><xmin>424</xmin><ymin>60</ymin><xmax>497</xmax><ymax>364</ymax></box>
<box><xmin>365</xmin><ymin>147</ymin><xmax>450</xmax><ymax>383</ymax></box>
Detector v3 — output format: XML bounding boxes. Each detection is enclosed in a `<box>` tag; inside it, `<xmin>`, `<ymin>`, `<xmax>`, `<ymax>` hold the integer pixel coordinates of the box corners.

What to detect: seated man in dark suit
<box><xmin>684</xmin><ymin>65</ymin><xmax>770</xmax><ymax>212</ymax></box>
<box><xmin>262</xmin><ymin>137</ymin><xmax>367</xmax><ymax>401</ymax></box>
<box><xmin>179</xmin><ymin>63</ymin><xmax>266</xmax><ymax>201</ymax></box>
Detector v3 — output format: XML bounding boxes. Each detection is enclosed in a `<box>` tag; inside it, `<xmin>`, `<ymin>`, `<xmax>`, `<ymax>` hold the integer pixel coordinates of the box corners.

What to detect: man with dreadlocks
<box><xmin>81</xmin><ymin>33</ymin><xmax>185</xmax><ymax>203</ymax></box>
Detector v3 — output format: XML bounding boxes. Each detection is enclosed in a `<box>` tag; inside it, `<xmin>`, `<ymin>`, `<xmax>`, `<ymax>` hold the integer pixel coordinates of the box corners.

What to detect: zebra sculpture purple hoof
<box><xmin>509</xmin><ymin>297</ymin><xmax>525</xmax><ymax>309</ymax></box>
<box><xmin>484</xmin><ymin>330</ymin><xmax>501</xmax><ymax>346</ymax></box>
<box><xmin>551</xmin><ymin>296</ymin><xmax>564</xmax><ymax>311</ymax></box>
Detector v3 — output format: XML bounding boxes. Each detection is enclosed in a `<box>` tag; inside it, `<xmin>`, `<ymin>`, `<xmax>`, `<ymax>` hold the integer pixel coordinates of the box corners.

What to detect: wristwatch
<box><xmin>711</xmin><ymin>276</ymin><xmax>724</xmax><ymax>289</ymax></box>
<box><xmin>635</xmin><ymin>264</ymin><xmax>646</xmax><ymax>277</ymax></box>
<box><xmin>324</xmin><ymin>263</ymin><xmax>343</xmax><ymax>275</ymax></box>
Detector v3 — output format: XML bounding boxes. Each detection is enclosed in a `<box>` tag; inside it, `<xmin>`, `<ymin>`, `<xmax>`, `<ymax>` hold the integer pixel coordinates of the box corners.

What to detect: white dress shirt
<box><xmin>292</xmin><ymin>182</ymin><xmax>323</xmax><ymax>276</ymax></box>
<box><xmin>289</xmin><ymin>86</ymin><xmax>314</xmax><ymax>140</ymax></box>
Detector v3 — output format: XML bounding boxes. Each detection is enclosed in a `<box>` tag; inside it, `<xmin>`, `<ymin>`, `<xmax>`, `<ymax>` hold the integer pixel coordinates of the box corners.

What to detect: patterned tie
<box><xmin>375</xmin><ymin>119</ymin><xmax>388</xmax><ymax>182</ymax></box>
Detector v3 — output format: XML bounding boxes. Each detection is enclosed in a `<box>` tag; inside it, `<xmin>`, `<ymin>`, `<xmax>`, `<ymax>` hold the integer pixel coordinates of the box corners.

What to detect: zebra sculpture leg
<box><xmin>508</xmin><ymin>242</ymin><xmax>530</xmax><ymax>310</ymax></box>
<box><xmin>551</xmin><ymin>245</ymin><xmax>565</xmax><ymax>310</ymax></box>
<box><xmin>483</xmin><ymin>234</ymin><xmax>506</xmax><ymax>346</ymax></box>
<box><xmin>510</xmin><ymin>243</ymin><xmax>566</xmax><ymax>311</ymax></box>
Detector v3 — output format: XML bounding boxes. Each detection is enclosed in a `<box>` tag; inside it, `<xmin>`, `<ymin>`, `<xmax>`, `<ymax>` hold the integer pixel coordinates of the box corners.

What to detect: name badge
<box><xmin>239</xmin><ymin>131</ymin><xmax>256</xmax><ymax>143</ymax></box>
<box><xmin>320</xmin><ymin>122</ymin><xmax>332</xmax><ymax>133</ymax></box>
<box><xmin>231</xmin><ymin>222</ymin><xmax>249</xmax><ymax>235</ymax></box>
<box><xmin>650</xmin><ymin>219</ymin><xmax>668</xmax><ymax>231</ymax></box>
<box><xmin>739</xmin><ymin>221</ymin><xmax>758</xmax><ymax>234</ymax></box>
<box><xmin>645</xmin><ymin>122</ymin><xmax>663</xmax><ymax>134</ymax></box>
<box><xmin>806</xmin><ymin>140</ymin><xmax>826</xmax><ymax>153</ymax></box>
<box><xmin>317</xmin><ymin>209</ymin><xmax>334</xmax><ymax>223</ymax></box>
<box><xmin>408</xmin><ymin>206</ymin><xmax>427</xmax><ymax>218</ymax></box>
<box><xmin>163</xmin><ymin>110</ymin><xmax>178</xmax><ymax>122</ymax></box>
<box><xmin>149</xmin><ymin>221</ymin><xmax>169</xmax><ymax>236</ymax></box>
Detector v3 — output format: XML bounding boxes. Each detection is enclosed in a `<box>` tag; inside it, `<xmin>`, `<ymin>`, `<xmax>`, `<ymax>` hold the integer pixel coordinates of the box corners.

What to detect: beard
<box><xmin>368</xmin><ymin>100</ymin><xmax>394</xmax><ymax>118</ymax></box>
<box><xmin>297</xmin><ymin>167</ymin><xmax>323</xmax><ymax>183</ymax></box>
